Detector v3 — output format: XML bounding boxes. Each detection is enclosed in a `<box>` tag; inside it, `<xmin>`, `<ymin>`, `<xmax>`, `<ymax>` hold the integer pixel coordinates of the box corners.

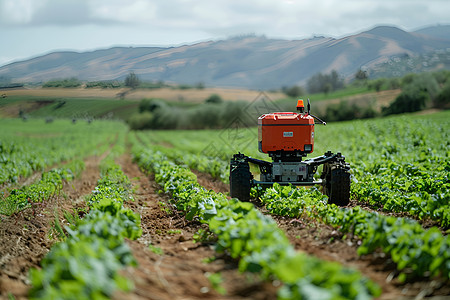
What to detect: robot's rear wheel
<box><xmin>230</xmin><ymin>156</ymin><xmax>253</xmax><ymax>202</ymax></box>
<box><xmin>321</xmin><ymin>161</ymin><xmax>350</xmax><ymax>206</ymax></box>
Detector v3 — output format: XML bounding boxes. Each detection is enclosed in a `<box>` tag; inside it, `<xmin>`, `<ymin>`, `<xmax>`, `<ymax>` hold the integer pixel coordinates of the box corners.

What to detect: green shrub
<box><xmin>186</xmin><ymin>104</ymin><xmax>222</xmax><ymax>129</ymax></box>
<box><xmin>283</xmin><ymin>85</ymin><xmax>305</xmax><ymax>98</ymax></box>
<box><xmin>205</xmin><ymin>94</ymin><xmax>223</xmax><ymax>104</ymax></box>
<box><xmin>324</xmin><ymin>101</ymin><xmax>378</xmax><ymax>122</ymax></box>
<box><xmin>307</xmin><ymin>70</ymin><xmax>344</xmax><ymax>94</ymax></box>
<box><xmin>367</xmin><ymin>78</ymin><xmax>385</xmax><ymax>92</ymax></box>
<box><xmin>153</xmin><ymin>107</ymin><xmax>180</xmax><ymax>129</ymax></box>
<box><xmin>434</xmin><ymin>82</ymin><xmax>450</xmax><ymax>109</ymax></box>
<box><xmin>129</xmin><ymin>99</ymin><xmax>252</xmax><ymax>130</ymax></box>
<box><xmin>432</xmin><ymin>70</ymin><xmax>450</xmax><ymax>86</ymax></box>
<box><xmin>42</xmin><ymin>78</ymin><xmax>81</xmax><ymax>88</ymax></box>
<box><xmin>85</xmin><ymin>81</ymin><xmax>122</xmax><ymax>89</ymax></box>
<box><xmin>139</xmin><ymin>98</ymin><xmax>167</xmax><ymax>113</ymax></box>
<box><xmin>383</xmin><ymin>74</ymin><xmax>440</xmax><ymax>115</ymax></box>
<box><xmin>128</xmin><ymin>112</ymin><xmax>153</xmax><ymax>130</ymax></box>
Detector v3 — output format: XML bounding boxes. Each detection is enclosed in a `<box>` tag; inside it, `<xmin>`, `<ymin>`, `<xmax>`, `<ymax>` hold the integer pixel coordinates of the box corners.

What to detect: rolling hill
<box><xmin>1</xmin><ymin>25</ymin><xmax>450</xmax><ymax>90</ymax></box>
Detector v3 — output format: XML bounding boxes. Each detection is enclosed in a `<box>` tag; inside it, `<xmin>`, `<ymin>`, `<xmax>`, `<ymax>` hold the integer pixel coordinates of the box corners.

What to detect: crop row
<box><xmin>0</xmin><ymin>119</ymin><xmax>125</xmax><ymax>185</ymax></box>
<box><xmin>351</xmin><ymin>159</ymin><xmax>449</xmax><ymax>228</ymax></box>
<box><xmin>315</xmin><ymin>114</ymin><xmax>449</xmax><ymax>227</ymax></box>
<box><xmin>257</xmin><ymin>184</ymin><xmax>449</xmax><ymax>282</ymax></box>
<box><xmin>0</xmin><ymin>160</ymin><xmax>85</xmax><ymax>216</ymax></box>
<box><xmin>133</xmin><ymin>127</ymin><xmax>449</xmax><ymax>281</ymax></box>
<box><xmin>29</xmin><ymin>157</ymin><xmax>142</xmax><ymax>299</ymax></box>
<box><xmin>135</xmin><ymin>112</ymin><xmax>450</xmax><ymax>227</ymax></box>
<box><xmin>134</xmin><ymin>132</ymin><xmax>229</xmax><ymax>182</ymax></box>
<box><xmin>131</xmin><ymin>143</ymin><xmax>380</xmax><ymax>299</ymax></box>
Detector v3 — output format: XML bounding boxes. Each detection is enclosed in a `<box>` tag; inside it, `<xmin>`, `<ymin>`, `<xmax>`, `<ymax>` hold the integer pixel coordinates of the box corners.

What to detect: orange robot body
<box><xmin>258</xmin><ymin>112</ymin><xmax>314</xmax><ymax>154</ymax></box>
<box><xmin>231</xmin><ymin>100</ymin><xmax>350</xmax><ymax>206</ymax></box>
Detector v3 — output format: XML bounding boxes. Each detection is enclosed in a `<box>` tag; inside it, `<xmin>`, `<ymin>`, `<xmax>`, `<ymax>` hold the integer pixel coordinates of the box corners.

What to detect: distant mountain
<box><xmin>368</xmin><ymin>48</ymin><xmax>450</xmax><ymax>79</ymax></box>
<box><xmin>414</xmin><ymin>24</ymin><xmax>450</xmax><ymax>40</ymax></box>
<box><xmin>1</xmin><ymin>25</ymin><xmax>450</xmax><ymax>89</ymax></box>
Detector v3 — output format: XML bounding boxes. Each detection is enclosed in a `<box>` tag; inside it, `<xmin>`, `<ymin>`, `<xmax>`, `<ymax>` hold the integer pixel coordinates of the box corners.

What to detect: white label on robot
<box><xmin>283</xmin><ymin>132</ymin><xmax>293</xmax><ymax>137</ymax></box>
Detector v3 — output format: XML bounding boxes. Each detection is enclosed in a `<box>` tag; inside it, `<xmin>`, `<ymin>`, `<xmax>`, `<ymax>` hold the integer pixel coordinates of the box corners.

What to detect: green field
<box><xmin>0</xmin><ymin>95</ymin><xmax>139</xmax><ymax>120</ymax></box>
<box><xmin>0</xmin><ymin>84</ymin><xmax>401</xmax><ymax>124</ymax></box>
<box><xmin>133</xmin><ymin>110</ymin><xmax>450</xmax><ymax>279</ymax></box>
<box><xmin>1</xmin><ymin>96</ymin><xmax>449</xmax><ymax>299</ymax></box>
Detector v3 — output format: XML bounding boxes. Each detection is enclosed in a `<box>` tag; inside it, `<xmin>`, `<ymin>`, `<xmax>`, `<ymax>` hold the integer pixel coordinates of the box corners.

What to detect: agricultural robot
<box><xmin>230</xmin><ymin>99</ymin><xmax>351</xmax><ymax>206</ymax></box>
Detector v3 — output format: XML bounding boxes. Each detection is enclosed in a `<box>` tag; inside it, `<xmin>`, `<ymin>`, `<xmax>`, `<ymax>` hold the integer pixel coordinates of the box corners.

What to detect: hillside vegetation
<box><xmin>1</xmin><ymin>69</ymin><xmax>449</xmax><ymax>130</ymax></box>
<box><xmin>128</xmin><ymin>69</ymin><xmax>450</xmax><ymax>129</ymax></box>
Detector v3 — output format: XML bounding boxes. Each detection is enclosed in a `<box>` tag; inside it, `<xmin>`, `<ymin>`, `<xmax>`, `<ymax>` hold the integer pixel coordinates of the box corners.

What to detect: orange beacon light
<box><xmin>297</xmin><ymin>99</ymin><xmax>305</xmax><ymax>113</ymax></box>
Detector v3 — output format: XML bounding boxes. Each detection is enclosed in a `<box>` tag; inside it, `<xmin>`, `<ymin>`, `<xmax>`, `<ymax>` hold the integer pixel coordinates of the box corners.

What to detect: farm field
<box><xmin>0</xmin><ymin>110</ymin><xmax>449</xmax><ymax>299</ymax></box>
<box><xmin>0</xmin><ymin>87</ymin><xmax>400</xmax><ymax>122</ymax></box>
<box><xmin>0</xmin><ymin>87</ymin><xmax>286</xmax><ymax>120</ymax></box>
<box><xmin>0</xmin><ymin>87</ymin><xmax>286</xmax><ymax>102</ymax></box>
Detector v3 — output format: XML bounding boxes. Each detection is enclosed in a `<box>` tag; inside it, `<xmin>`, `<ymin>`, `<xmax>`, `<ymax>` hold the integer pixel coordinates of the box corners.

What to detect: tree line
<box><xmin>40</xmin><ymin>72</ymin><xmax>205</xmax><ymax>90</ymax></box>
<box><xmin>127</xmin><ymin>95</ymin><xmax>255</xmax><ymax>130</ymax></box>
<box><xmin>281</xmin><ymin>69</ymin><xmax>450</xmax><ymax>121</ymax></box>
<box><xmin>39</xmin><ymin>67</ymin><xmax>450</xmax><ymax>127</ymax></box>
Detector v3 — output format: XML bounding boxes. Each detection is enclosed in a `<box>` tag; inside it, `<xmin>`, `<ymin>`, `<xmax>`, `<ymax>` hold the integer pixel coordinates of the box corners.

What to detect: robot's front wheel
<box><xmin>321</xmin><ymin>161</ymin><xmax>350</xmax><ymax>206</ymax></box>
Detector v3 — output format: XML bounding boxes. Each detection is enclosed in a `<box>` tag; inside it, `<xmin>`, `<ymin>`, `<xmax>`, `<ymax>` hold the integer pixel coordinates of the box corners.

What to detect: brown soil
<box><xmin>0</xmin><ymin>100</ymin><xmax>55</xmax><ymax>118</ymax></box>
<box><xmin>1</xmin><ymin>153</ymin><xmax>449</xmax><ymax>300</ymax></box>
<box><xmin>193</xmin><ymin>172</ymin><xmax>450</xmax><ymax>299</ymax></box>
<box><xmin>192</xmin><ymin>170</ymin><xmax>228</xmax><ymax>194</ymax></box>
<box><xmin>0</xmin><ymin>154</ymin><xmax>103</xmax><ymax>299</ymax></box>
<box><xmin>271</xmin><ymin>215</ymin><xmax>450</xmax><ymax>299</ymax></box>
<box><xmin>115</xmin><ymin>154</ymin><xmax>277</xmax><ymax>300</ymax></box>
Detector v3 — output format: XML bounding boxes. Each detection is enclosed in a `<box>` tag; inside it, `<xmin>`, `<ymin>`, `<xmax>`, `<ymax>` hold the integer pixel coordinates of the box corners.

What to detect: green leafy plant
<box><xmin>29</xmin><ymin>159</ymin><xmax>142</xmax><ymax>298</ymax></box>
<box><xmin>258</xmin><ymin>183</ymin><xmax>450</xmax><ymax>281</ymax></box>
<box><xmin>131</xmin><ymin>144</ymin><xmax>380</xmax><ymax>299</ymax></box>
<box><xmin>148</xmin><ymin>245</ymin><xmax>164</xmax><ymax>255</ymax></box>
<box><xmin>206</xmin><ymin>272</ymin><xmax>227</xmax><ymax>295</ymax></box>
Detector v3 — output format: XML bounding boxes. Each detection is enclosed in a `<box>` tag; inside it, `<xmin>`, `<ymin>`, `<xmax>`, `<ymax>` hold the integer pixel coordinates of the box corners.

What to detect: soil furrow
<box><xmin>0</xmin><ymin>154</ymin><xmax>104</xmax><ymax>299</ymax></box>
<box><xmin>116</xmin><ymin>154</ymin><xmax>277</xmax><ymax>300</ymax></box>
<box><xmin>193</xmin><ymin>171</ymin><xmax>450</xmax><ymax>299</ymax></box>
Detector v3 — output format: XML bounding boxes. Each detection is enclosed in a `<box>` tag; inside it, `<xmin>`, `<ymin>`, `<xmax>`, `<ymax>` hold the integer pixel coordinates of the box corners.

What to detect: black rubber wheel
<box><xmin>321</xmin><ymin>162</ymin><xmax>350</xmax><ymax>206</ymax></box>
<box><xmin>230</xmin><ymin>155</ymin><xmax>253</xmax><ymax>201</ymax></box>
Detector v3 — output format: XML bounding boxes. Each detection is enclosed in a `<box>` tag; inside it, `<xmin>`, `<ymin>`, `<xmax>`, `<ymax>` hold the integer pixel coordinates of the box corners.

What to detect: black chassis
<box><xmin>229</xmin><ymin>151</ymin><xmax>351</xmax><ymax>206</ymax></box>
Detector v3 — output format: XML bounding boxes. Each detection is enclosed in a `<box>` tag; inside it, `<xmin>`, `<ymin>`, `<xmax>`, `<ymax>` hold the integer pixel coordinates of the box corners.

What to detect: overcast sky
<box><xmin>0</xmin><ymin>0</ymin><xmax>449</xmax><ymax>66</ymax></box>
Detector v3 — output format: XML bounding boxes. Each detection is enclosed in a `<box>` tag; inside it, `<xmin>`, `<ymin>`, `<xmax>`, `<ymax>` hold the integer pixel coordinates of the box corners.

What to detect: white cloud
<box><xmin>91</xmin><ymin>0</ymin><xmax>157</xmax><ymax>24</ymax></box>
<box><xmin>0</xmin><ymin>0</ymin><xmax>44</xmax><ymax>25</ymax></box>
<box><xmin>0</xmin><ymin>0</ymin><xmax>449</xmax><ymax>66</ymax></box>
<box><xmin>31</xmin><ymin>0</ymin><xmax>92</xmax><ymax>26</ymax></box>
<box><xmin>1</xmin><ymin>0</ymin><xmax>449</xmax><ymax>36</ymax></box>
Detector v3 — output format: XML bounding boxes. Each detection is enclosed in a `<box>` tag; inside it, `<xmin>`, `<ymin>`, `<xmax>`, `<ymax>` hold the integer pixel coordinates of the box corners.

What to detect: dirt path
<box><xmin>1</xmin><ymin>152</ymin><xmax>275</xmax><ymax>300</ymax></box>
<box><xmin>275</xmin><ymin>215</ymin><xmax>450</xmax><ymax>299</ymax></box>
<box><xmin>2</xmin><ymin>151</ymin><xmax>448</xmax><ymax>299</ymax></box>
<box><xmin>0</xmin><ymin>154</ymin><xmax>103</xmax><ymax>299</ymax></box>
<box><xmin>116</xmin><ymin>154</ymin><xmax>277</xmax><ymax>300</ymax></box>
<box><xmin>193</xmin><ymin>172</ymin><xmax>450</xmax><ymax>300</ymax></box>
